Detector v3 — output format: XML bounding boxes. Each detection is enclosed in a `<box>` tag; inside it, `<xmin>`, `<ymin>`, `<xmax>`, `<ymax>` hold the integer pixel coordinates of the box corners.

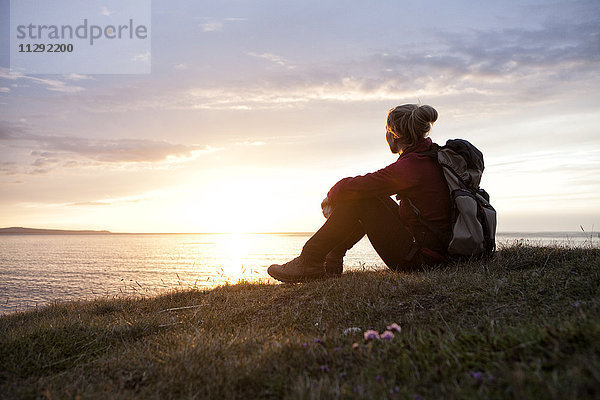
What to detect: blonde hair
<box><xmin>386</xmin><ymin>104</ymin><xmax>438</xmax><ymax>148</ymax></box>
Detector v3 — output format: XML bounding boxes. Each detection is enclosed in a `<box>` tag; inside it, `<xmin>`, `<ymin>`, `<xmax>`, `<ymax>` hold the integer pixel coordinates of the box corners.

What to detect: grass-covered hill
<box><xmin>1</xmin><ymin>243</ymin><xmax>599</xmax><ymax>399</ymax></box>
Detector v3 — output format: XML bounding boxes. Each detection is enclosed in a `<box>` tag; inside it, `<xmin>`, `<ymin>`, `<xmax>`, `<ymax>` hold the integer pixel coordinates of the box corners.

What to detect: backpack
<box><xmin>409</xmin><ymin>139</ymin><xmax>497</xmax><ymax>259</ymax></box>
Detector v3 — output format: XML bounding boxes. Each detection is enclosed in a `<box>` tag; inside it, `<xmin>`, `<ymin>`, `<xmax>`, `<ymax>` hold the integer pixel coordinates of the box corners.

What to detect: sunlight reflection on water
<box><xmin>0</xmin><ymin>233</ymin><xmax>384</xmax><ymax>314</ymax></box>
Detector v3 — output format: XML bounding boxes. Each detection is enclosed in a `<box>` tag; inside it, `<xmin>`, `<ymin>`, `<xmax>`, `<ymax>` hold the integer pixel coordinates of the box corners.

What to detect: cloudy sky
<box><xmin>1</xmin><ymin>0</ymin><xmax>599</xmax><ymax>233</ymax></box>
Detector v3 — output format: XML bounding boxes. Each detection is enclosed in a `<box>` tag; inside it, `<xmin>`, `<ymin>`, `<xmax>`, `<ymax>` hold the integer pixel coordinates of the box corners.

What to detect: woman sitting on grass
<box><xmin>268</xmin><ymin>104</ymin><xmax>452</xmax><ymax>283</ymax></box>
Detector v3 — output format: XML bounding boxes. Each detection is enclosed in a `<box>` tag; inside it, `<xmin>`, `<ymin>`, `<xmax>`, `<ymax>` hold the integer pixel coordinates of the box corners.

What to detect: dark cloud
<box><xmin>31</xmin><ymin>157</ymin><xmax>60</xmax><ymax>167</ymax></box>
<box><xmin>438</xmin><ymin>19</ymin><xmax>600</xmax><ymax>75</ymax></box>
<box><xmin>20</xmin><ymin>134</ymin><xmax>206</xmax><ymax>163</ymax></box>
<box><xmin>0</xmin><ymin>122</ymin><xmax>220</xmax><ymax>175</ymax></box>
<box><xmin>333</xmin><ymin>18</ymin><xmax>597</xmax><ymax>93</ymax></box>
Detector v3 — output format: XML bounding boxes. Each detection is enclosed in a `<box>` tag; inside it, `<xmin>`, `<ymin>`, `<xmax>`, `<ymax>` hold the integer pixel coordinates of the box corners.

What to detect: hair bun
<box><xmin>415</xmin><ymin>105</ymin><xmax>438</xmax><ymax>124</ymax></box>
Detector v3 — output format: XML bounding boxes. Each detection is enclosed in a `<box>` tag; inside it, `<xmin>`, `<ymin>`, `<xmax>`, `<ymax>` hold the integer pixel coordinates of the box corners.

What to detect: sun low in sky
<box><xmin>0</xmin><ymin>0</ymin><xmax>599</xmax><ymax>233</ymax></box>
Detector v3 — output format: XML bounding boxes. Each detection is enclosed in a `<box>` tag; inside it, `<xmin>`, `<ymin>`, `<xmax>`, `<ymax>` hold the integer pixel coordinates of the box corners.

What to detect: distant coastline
<box><xmin>0</xmin><ymin>227</ymin><xmax>112</xmax><ymax>235</ymax></box>
<box><xmin>0</xmin><ymin>227</ymin><xmax>314</xmax><ymax>236</ymax></box>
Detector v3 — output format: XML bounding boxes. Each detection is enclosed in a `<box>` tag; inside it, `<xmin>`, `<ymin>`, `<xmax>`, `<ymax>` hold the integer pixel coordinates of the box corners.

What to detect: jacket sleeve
<box><xmin>327</xmin><ymin>158</ymin><xmax>419</xmax><ymax>202</ymax></box>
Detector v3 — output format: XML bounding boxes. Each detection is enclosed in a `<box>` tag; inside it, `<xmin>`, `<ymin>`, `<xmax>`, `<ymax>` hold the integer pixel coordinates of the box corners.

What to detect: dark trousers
<box><xmin>300</xmin><ymin>196</ymin><xmax>425</xmax><ymax>271</ymax></box>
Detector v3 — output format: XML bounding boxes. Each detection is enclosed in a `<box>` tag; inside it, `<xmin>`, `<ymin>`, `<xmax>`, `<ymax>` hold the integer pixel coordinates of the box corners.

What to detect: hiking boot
<box><xmin>267</xmin><ymin>255</ymin><xmax>326</xmax><ymax>283</ymax></box>
<box><xmin>324</xmin><ymin>255</ymin><xmax>343</xmax><ymax>276</ymax></box>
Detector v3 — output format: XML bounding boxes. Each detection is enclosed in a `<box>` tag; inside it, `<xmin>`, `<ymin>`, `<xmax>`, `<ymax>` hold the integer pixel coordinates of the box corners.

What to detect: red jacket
<box><xmin>327</xmin><ymin>138</ymin><xmax>452</xmax><ymax>236</ymax></box>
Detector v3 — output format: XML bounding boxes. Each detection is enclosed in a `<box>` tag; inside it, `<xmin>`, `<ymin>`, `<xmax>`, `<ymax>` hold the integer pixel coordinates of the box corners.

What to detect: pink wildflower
<box><xmin>386</xmin><ymin>322</ymin><xmax>402</xmax><ymax>333</ymax></box>
<box><xmin>352</xmin><ymin>342</ymin><xmax>359</xmax><ymax>350</ymax></box>
<box><xmin>380</xmin><ymin>330</ymin><xmax>395</xmax><ymax>341</ymax></box>
<box><xmin>363</xmin><ymin>329</ymin><xmax>379</xmax><ymax>341</ymax></box>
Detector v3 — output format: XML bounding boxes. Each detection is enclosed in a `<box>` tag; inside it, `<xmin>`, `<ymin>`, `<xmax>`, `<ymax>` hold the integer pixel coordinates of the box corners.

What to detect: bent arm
<box><xmin>327</xmin><ymin>160</ymin><xmax>418</xmax><ymax>202</ymax></box>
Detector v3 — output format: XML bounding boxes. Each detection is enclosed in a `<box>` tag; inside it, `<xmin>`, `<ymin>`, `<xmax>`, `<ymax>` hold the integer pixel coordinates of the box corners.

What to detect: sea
<box><xmin>0</xmin><ymin>231</ymin><xmax>597</xmax><ymax>315</ymax></box>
